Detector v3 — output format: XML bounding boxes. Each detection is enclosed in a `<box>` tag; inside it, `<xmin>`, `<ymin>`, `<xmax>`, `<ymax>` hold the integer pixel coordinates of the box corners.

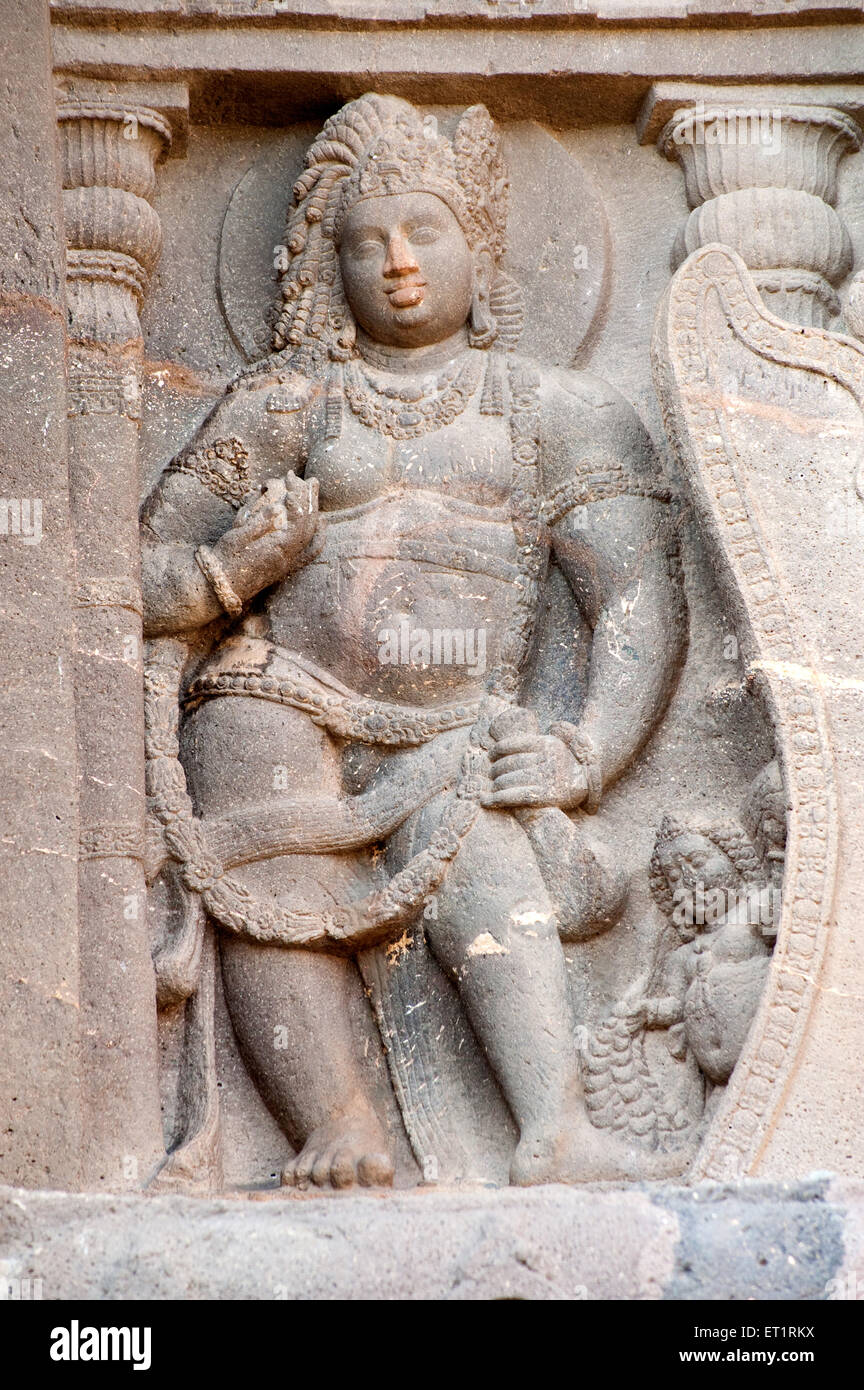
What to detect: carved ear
<box><xmin>468</xmin><ymin>250</ymin><xmax>497</xmax><ymax>349</ymax></box>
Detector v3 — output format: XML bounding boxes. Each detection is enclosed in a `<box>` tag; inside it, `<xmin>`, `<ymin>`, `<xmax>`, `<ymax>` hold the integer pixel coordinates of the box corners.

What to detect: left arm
<box><xmin>485</xmin><ymin>371</ymin><xmax>687</xmax><ymax>812</ymax></box>
<box><xmin>551</xmin><ymin>491</ymin><xmax>685</xmax><ymax>799</ymax></box>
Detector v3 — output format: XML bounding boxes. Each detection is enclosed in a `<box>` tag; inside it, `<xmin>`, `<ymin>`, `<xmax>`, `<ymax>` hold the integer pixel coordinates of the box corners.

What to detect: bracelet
<box><xmin>195</xmin><ymin>544</ymin><xmax>243</xmax><ymax>618</ymax></box>
<box><xmin>549</xmin><ymin>720</ymin><xmax>602</xmax><ymax>814</ymax></box>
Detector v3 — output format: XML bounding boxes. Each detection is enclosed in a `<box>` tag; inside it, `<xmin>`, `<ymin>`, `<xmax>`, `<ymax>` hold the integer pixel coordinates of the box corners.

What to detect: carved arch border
<box><xmin>651</xmin><ymin>242</ymin><xmax>864</xmax><ymax>1180</ymax></box>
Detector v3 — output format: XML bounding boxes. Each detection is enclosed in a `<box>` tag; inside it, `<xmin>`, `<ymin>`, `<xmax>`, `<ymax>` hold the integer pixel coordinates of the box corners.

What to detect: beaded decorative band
<box><xmin>195</xmin><ymin>545</ymin><xmax>244</xmax><ymax>618</ymax></box>
<box><xmin>167</xmin><ymin>436</ymin><xmax>251</xmax><ymax>510</ymax></box>
<box><xmin>186</xmin><ymin>661</ymin><xmax>481</xmax><ymax>748</ymax></box>
<box><xmin>542</xmin><ymin>464</ymin><xmax>672</xmax><ymax>528</ymax></box>
<box><xmin>550</xmin><ymin>719</ymin><xmax>603</xmax><ymax>814</ymax></box>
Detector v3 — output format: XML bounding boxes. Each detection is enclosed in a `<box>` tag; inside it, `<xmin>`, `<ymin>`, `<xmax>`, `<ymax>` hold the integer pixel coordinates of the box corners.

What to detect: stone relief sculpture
<box><xmin>139</xmin><ymin>92</ymin><xmax>802</xmax><ymax>1194</ymax></box>
<box><xmin>11</xmin><ymin>0</ymin><xmax>864</xmax><ymax>1308</ymax></box>
<box><xmin>583</xmin><ymin>760</ymin><xmax>785</xmax><ymax>1159</ymax></box>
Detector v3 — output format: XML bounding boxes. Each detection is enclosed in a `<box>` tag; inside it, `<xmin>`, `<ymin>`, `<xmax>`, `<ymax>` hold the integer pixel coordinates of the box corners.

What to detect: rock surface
<box><xmin>1</xmin><ymin>1180</ymin><xmax>860</xmax><ymax>1301</ymax></box>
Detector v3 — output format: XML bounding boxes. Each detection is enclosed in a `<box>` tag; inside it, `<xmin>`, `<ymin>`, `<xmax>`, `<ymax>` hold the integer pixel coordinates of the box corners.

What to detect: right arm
<box><xmin>140</xmin><ymin>375</ymin><xmax>319</xmax><ymax>637</ymax></box>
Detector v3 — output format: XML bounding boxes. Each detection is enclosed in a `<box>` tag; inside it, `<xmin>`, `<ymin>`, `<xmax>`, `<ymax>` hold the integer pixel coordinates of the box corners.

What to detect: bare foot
<box><xmin>281</xmin><ymin>1109</ymin><xmax>394</xmax><ymax>1191</ymax></box>
<box><xmin>510</xmin><ymin>1110</ymin><xmax>687</xmax><ymax>1185</ymax></box>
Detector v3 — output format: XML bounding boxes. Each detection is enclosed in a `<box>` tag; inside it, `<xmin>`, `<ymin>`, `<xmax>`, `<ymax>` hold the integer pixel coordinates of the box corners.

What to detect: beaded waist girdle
<box><xmin>185</xmin><ymin>635</ymin><xmax>483</xmax><ymax>748</ymax></box>
<box><xmin>147</xmin><ymin>637</ymin><xmax>486</xmax><ymax>955</ymax></box>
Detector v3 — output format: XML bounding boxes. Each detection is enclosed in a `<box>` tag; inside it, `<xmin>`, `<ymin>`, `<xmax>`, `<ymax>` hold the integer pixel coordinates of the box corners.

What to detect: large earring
<box><xmin>468</xmin><ymin>262</ymin><xmax>497</xmax><ymax>349</ymax></box>
<box><xmin>329</xmin><ymin>285</ymin><xmax>357</xmax><ymax>362</ymax></box>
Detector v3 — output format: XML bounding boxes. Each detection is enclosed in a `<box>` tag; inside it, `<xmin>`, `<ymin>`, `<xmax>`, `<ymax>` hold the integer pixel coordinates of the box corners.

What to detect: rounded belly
<box><xmin>266</xmin><ymin>498</ymin><xmax>525</xmax><ymax>703</ymax></box>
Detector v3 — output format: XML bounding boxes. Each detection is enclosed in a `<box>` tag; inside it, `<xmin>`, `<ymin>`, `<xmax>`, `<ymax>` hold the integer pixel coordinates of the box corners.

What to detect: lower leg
<box><xmin>429</xmin><ymin>811</ymin><xmax>677</xmax><ymax>1183</ymax></box>
<box><xmin>428</xmin><ymin>813</ymin><xmax>582</xmax><ymax>1149</ymax></box>
<box><xmin>221</xmin><ymin>903</ymin><xmax>393</xmax><ymax>1189</ymax></box>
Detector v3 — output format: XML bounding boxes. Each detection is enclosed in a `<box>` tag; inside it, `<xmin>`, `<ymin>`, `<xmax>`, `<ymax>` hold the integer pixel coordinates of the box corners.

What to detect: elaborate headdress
<box><xmin>270</xmin><ymin>94</ymin><xmax>512</xmax><ymax>363</ymax></box>
<box><xmin>648</xmin><ymin>812</ymin><xmax>763</xmax><ymax>920</ymax></box>
<box><xmin>740</xmin><ymin>759</ymin><xmax>787</xmax><ymax>860</ymax></box>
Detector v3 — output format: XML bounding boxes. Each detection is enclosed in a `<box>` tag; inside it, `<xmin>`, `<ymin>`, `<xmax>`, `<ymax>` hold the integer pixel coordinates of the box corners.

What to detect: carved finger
<box><xmin>286</xmin><ymin>471</ymin><xmax>318</xmax><ymax>510</ymax></box>
<box><xmin>243</xmin><ymin>479</ymin><xmax>282</xmax><ymax>510</ymax></box>
<box><xmin>489</xmin><ymin>735</ymin><xmax>546</xmax><ymax>760</ymax></box>
<box><xmin>487</xmin><ymin>785</ymin><xmax>544</xmax><ymax>807</ymax></box>
<box><xmin>233</xmin><ymin>498</ymin><xmax>259</xmax><ymax>528</ymax></box>
<box><xmin>490</xmin><ymin>753</ymin><xmax>541</xmax><ymax>780</ymax></box>
<box><xmin>239</xmin><ymin>503</ymin><xmax>285</xmax><ymax>540</ymax></box>
<box><xmin>490</xmin><ymin>769</ymin><xmax>543</xmax><ymax>791</ymax></box>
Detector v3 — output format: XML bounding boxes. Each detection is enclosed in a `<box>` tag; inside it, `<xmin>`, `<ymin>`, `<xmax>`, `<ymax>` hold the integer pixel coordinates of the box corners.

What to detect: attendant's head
<box><xmin>649</xmin><ymin>814</ymin><xmax>762</xmax><ymax>941</ymax></box>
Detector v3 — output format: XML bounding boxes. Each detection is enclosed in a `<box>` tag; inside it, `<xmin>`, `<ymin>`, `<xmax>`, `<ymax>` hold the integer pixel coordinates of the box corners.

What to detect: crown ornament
<box><xmin>266</xmin><ymin>94</ymin><xmax>511</xmax><ymax>362</ymax></box>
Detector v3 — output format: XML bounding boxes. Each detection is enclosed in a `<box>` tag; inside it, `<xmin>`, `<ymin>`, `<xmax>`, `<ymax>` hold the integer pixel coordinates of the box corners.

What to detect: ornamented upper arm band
<box><xmin>542</xmin><ymin>460</ymin><xmax>672</xmax><ymax>528</ymax></box>
<box><xmin>166</xmin><ymin>436</ymin><xmax>251</xmax><ymax>510</ymax></box>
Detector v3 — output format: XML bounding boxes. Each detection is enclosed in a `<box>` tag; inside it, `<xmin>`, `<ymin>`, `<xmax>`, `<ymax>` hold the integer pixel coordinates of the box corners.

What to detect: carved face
<box><xmin>657</xmin><ymin>831</ymin><xmax>739</xmax><ymax>936</ymax></box>
<box><xmin>338</xmin><ymin>191</ymin><xmax>475</xmax><ymax>348</ymax></box>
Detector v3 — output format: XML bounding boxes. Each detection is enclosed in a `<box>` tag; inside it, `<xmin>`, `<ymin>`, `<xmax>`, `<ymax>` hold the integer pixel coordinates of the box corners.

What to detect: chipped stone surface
<box><xmin>1</xmin><ymin>1182</ymin><xmax>679</xmax><ymax>1301</ymax></box>
<box><xmin>826</xmin><ymin>1179</ymin><xmax>864</xmax><ymax>1299</ymax></box>
<box><xmin>3</xmin><ymin>1179</ymin><xmax>859</xmax><ymax>1301</ymax></box>
<box><xmin>3</xmin><ymin>0</ymin><xmax>864</xmax><ymax>1306</ymax></box>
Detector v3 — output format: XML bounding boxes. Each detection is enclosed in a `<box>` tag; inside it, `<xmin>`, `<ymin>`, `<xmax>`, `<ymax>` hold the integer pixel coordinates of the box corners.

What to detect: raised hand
<box><xmin>213</xmin><ymin>474</ymin><xmax>320</xmax><ymax>602</ymax></box>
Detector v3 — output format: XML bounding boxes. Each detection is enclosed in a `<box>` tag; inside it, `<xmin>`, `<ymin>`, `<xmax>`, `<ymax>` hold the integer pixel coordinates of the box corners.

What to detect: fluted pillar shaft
<box><xmin>58</xmin><ymin>96</ymin><xmax>169</xmax><ymax>1188</ymax></box>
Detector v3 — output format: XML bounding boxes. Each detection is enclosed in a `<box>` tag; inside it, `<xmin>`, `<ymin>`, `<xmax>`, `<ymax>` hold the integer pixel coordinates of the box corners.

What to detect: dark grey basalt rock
<box><xmin>3</xmin><ymin>0</ymin><xmax>864</xmax><ymax>1302</ymax></box>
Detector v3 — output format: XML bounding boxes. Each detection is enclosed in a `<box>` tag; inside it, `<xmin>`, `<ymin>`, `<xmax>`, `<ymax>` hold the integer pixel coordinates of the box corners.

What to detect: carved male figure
<box><xmin>142</xmin><ymin>95</ymin><xmax>686</xmax><ymax>1188</ymax></box>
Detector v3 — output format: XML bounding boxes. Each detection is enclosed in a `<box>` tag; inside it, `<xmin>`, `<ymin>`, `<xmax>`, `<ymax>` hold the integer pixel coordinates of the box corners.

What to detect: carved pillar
<box><xmin>659</xmin><ymin>103</ymin><xmax>862</xmax><ymax>327</ymax></box>
<box><xmin>57</xmin><ymin>95</ymin><xmax>169</xmax><ymax>1188</ymax></box>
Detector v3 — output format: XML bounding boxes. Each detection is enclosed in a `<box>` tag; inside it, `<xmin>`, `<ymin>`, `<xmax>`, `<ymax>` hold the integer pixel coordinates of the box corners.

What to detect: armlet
<box><xmin>165</xmin><ymin>436</ymin><xmax>251</xmax><ymax>510</ymax></box>
<box><xmin>542</xmin><ymin>458</ymin><xmax>672</xmax><ymax>528</ymax></box>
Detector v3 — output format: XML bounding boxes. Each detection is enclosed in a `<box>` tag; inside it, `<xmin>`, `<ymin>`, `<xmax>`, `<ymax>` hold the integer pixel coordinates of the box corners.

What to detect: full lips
<box><xmin>386</xmin><ymin>281</ymin><xmax>426</xmax><ymax>308</ymax></box>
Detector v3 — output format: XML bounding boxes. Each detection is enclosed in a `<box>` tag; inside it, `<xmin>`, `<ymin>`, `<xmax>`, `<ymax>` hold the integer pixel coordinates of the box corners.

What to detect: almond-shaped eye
<box><xmin>351</xmin><ymin>238</ymin><xmax>383</xmax><ymax>260</ymax></box>
<box><xmin>408</xmin><ymin>226</ymin><xmax>440</xmax><ymax>245</ymax></box>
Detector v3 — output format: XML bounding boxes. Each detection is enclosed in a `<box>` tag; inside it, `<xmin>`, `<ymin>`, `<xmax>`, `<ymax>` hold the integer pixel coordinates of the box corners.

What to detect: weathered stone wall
<box><xmin>3</xmin><ymin>1</ymin><xmax>864</xmax><ymax>1219</ymax></box>
<box><xmin>0</xmin><ymin>0</ymin><xmax>81</xmax><ymax>1190</ymax></box>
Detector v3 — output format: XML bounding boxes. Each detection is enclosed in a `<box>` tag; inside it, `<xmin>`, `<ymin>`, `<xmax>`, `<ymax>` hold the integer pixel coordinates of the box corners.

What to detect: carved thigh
<box><xmin>180</xmin><ymin>695</ymin><xmax>382</xmax><ymax>1136</ymax></box>
<box><xmin>180</xmin><ymin>694</ymin><xmax>342</xmax><ymax>813</ymax></box>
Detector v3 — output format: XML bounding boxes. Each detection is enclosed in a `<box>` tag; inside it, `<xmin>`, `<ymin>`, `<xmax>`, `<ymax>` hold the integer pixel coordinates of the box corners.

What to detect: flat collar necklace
<box><xmin>355</xmin><ymin>327</ymin><xmax>470</xmax><ymax>375</ymax></box>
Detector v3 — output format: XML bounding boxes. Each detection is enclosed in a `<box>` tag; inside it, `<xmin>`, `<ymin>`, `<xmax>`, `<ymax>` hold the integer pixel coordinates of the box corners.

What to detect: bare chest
<box><xmin>304</xmin><ymin>405</ymin><xmax>515</xmax><ymax>510</ymax></box>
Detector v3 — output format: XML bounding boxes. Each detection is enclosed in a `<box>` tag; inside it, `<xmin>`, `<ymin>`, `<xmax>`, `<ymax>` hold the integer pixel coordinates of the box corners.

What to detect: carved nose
<box><xmin>383</xmin><ymin>231</ymin><xmax>419</xmax><ymax>278</ymax></box>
